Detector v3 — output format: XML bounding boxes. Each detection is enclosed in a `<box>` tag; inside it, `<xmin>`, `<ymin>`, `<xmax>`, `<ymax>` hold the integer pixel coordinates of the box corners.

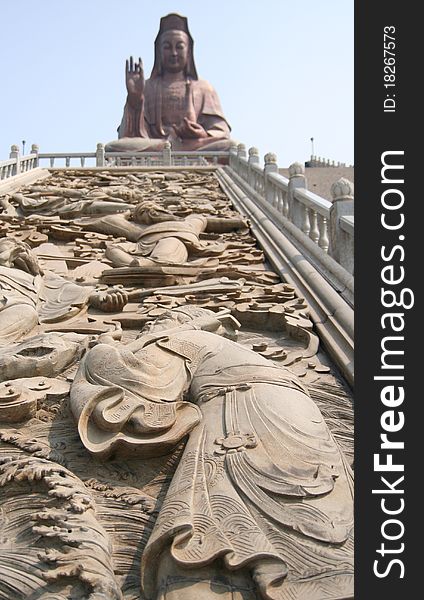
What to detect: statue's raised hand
<box><xmin>126</xmin><ymin>56</ymin><xmax>144</xmax><ymax>106</ymax></box>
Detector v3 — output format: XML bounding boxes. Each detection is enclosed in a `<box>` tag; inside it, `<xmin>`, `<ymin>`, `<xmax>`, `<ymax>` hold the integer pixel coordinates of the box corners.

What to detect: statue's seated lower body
<box><xmin>104</xmin><ymin>136</ymin><xmax>235</xmax><ymax>153</ymax></box>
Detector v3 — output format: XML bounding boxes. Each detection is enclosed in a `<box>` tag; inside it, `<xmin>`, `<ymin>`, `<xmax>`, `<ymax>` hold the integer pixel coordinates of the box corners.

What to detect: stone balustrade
<box><xmin>0</xmin><ymin>144</ymin><xmax>39</xmax><ymax>179</ymax></box>
<box><xmin>39</xmin><ymin>152</ymin><xmax>96</xmax><ymax>168</ymax></box>
<box><xmin>228</xmin><ymin>144</ymin><xmax>354</xmax><ymax>280</ymax></box>
<box><xmin>0</xmin><ymin>144</ymin><xmax>227</xmax><ymax>173</ymax></box>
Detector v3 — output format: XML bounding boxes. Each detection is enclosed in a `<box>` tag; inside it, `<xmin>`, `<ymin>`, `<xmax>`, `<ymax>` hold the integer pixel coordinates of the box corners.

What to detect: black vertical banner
<box><xmin>355</xmin><ymin>1</ymin><xmax>419</xmax><ymax>598</ymax></box>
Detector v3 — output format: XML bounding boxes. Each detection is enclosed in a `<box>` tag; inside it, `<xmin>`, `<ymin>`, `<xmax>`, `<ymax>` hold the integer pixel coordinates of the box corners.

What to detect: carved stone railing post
<box><xmin>288</xmin><ymin>162</ymin><xmax>306</xmax><ymax>228</ymax></box>
<box><xmin>236</xmin><ymin>144</ymin><xmax>246</xmax><ymax>177</ymax></box>
<box><xmin>31</xmin><ymin>144</ymin><xmax>39</xmax><ymax>167</ymax></box>
<box><xmin>229</xmin><ymin>143</ymin><xmax>238</xmax><ymax>170</ymax></box>
<box><xmin>237</xmin><ymin>143</ymin><xmax>246</xmax><ymax>160</ymax></box>
<box><xmin>162</xmin><ymin>141</ymin><xmax>172</xmax><ymax>166</ymax></box>
<box><xmin>96</xmin><ymin>143</ymin><xmax>105</xmax><ymax>167</ymax></box>
<box><xmin>264</xmin><ymin>152</ymin><xmax>278</xmax><ymax>205</ymax></box>
<box><xmin>329</xmin><ymin>178</ymin><xmax>354</xmax><ymax>273</ymax></box>
<box><xmin>9</xmin><ymin>145</ymin><xmax>20</xmax><ymax>176</ymax></box>
<box><xmin>248</xmin><ymin>147</ymin><xmax>260</xmax><ymax>188</ymax></box>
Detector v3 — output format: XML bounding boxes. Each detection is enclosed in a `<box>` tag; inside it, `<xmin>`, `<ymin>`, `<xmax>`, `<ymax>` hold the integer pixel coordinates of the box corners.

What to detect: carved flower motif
<box><xmin>264</xmin><ymin>152</ymin><xmax>277</xmax><ymax>165</ymax></box>
<box><xmin>331</xmin><ymin>177</ymin><xmax>354</xmax><ymax>201</ymax></box>
<box><xmin>289</xmin><ymin>161</ymin><xmax>305</xmax><ymax>177</ymax></box>
<box><xmin>214</xmin><ymin>432</ymin><xmax>257</xmax><ymax>455</ymax></box>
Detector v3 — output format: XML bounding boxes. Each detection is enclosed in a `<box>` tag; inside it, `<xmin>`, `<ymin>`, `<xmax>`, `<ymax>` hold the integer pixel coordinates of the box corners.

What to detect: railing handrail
<box><xmin>38</xmin><ymin>152</ymin><xmax>96</xmax><ymax>159</ymax></box>
<box><xmin>0</xmin><ymin>153</ymin><xmax>36</xmax><ymax>167</ymax></box>
<box><xmin>340</xmin><ymin>215</ymin><xmax>354</xmax><ymax>235</ymax></box>
<box><xmin>249</xmin><ymin>161</ymin><xmax>263</xmax><ymax>175</ymax></box>
<box><xmin>293</xmin><ymin>187</ymin><xmax>332</xmax><ymax>217</ymax></box>
<box><xmin>266</xmin><ymin>171</ymin><xmax>289</xmax><ymax>189</ymax></box>
<box><xmin>34</xmin><ymin>150</ymin><xmax>230</xmax><ymax>159</ymax></box>
<box><xmin>0</xmin><ymin>158</ymin><xmax>17</xmax><ymax>167</ymax></box>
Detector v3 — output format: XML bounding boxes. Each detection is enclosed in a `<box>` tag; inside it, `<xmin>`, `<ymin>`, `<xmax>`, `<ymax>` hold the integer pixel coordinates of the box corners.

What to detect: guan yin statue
<box><xmin>105</xmin><ymin>13</ymin><xmax>233</xmax><ymax>153</ymax></box>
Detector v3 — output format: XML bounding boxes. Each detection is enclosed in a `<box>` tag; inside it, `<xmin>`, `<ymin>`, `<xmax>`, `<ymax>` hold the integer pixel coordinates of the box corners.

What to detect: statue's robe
<box><xmin>71</xmin><ymin>329</ymin><xmax>354</xmax><ymax>600</ymax></box>
<box><xmin>111</xmin><ymin>78</ymin><xmax>232</xmax><ymax>152</ymax></box>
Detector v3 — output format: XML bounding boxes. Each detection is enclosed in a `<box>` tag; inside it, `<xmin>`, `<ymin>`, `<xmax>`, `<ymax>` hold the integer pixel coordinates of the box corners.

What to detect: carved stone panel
<box><xmin>0</xmin><ymin>169</ymin><xmax>353</xmax><ymax>599</ymax></box>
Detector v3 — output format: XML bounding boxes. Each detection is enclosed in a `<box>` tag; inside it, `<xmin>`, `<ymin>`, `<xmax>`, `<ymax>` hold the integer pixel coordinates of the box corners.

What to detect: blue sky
<box><xmin>0</xmin><ymin>0</ymin><xmax>353</xmax><ymax>167</ymax></box>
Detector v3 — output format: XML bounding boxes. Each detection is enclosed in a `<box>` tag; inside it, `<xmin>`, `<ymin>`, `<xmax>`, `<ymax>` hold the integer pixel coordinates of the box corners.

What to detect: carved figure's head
<box><xmin>132</xmin><ymin>200</ymin><xmax>176</xmax><ymax>224</ymax></box>
<box><xmin>142</xmin><ymin>305</ymin><xmax>213</xmax><ymax>333</ymax></box>
<box><xmin>142</xmin><ymin>305</ymin><xmax>239</xmax><ymax>340</ymax></box>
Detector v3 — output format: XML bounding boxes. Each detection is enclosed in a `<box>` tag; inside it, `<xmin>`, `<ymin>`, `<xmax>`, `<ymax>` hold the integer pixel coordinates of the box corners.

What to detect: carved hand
<box><xmin>173</xmin><ymin>117</ymin><xmax>207</xmax><ymax>139</ymax></box>
<box><xmin>125</xmin><ymin>56</ymin><xmax>144</xmax><ymax>106</ymax></box>
<box><xmin>194</xmin><ymin>307</ymin><xmax>240</xmax><ymax>336</ymax></box>
<box><xmin>90</xmin><ymin>288</ymin><xmax>128</xmax><ymax>313</ymax></box>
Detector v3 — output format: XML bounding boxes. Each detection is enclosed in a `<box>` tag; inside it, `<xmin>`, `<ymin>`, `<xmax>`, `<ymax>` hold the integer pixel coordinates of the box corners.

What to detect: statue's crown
<box><xmin>159</xmin><ymin>13</ymin><xmax>190</xmax><ymax>35</ymax></box>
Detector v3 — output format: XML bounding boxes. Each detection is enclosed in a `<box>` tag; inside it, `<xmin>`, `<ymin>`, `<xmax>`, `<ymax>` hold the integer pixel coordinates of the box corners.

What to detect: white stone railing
<box><xmin>227</xmin><ymin>143</ymin><xmax>354</xmax><ymax>282</ymax></box>
<box><xmin>100</xmin><ymin>142</ymin><xmax>228</xmax><ymax>167</ymax></box>
<box><xmin>35</xmin><ymin>143</ymin><xmax>227</xmax><ymax>168</ymax></box>
<box><xmin>216</xmin><ymin>166</ymin><xmax>354</xmax><ymax>383</ymax></box>
<box><xmin>291</xmin><ymin>187</ymin><xmax>331</xmax><ymax>253</ymax></box>
<box><xmin>38</xmin><ymin>152</ymin><xmax>96</xmax><ymax>168</ymax></box>
<box><xmin>0</xmin><ymin>142</ymin><xmax>228</xmax><ymax>175</ymax></box>
<box><xmin>0</xmin><ymin>145</ymin><xmax>39</xmax><ymax>179</ymax></box>
<box><xmin>0</xmin><ymin>158</ymin><xmax>17</xmax><ymax>180</ymax></box>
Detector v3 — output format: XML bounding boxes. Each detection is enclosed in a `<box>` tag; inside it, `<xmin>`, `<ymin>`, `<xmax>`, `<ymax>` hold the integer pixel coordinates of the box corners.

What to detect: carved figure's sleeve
<box><xmin>70</xmin><ymin>343</ymin><xmax>201</xmax><ymax>459</ymax></box>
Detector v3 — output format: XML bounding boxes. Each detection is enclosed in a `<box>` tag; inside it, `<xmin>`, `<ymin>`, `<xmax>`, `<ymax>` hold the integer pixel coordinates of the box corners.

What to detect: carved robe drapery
<box><xmin>0</xmin><ymin>266</ymin><xmax>93</xmax><ymax>344</ymax></box>
<box><xmin>71</xmin><ymin>328</ymin><xmax>354</xmax><ymax>600</ymax></box>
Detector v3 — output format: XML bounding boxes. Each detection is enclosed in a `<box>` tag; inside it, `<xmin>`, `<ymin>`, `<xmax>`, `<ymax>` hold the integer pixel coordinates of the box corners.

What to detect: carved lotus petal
<box><xmin>289</xmin><ymin>162</ymin><xmax>305</xmax><ymax>177</ymax></box>
<box><xmin>331</xmin><ymin>177</ymin><xmax>354</xmax><ymax>200</ymax></box>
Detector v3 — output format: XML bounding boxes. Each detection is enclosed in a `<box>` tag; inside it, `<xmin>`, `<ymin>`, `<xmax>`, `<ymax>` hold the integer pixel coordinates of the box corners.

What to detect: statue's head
<box><xmin>159</xmin><ymin>29</ymin><xmax>189</xmax><ymax>75</ymax></box>
<box><xmin>151</xmin><ymin>13</ymin><xmax>198</xmax><ymax>79</ymax></box>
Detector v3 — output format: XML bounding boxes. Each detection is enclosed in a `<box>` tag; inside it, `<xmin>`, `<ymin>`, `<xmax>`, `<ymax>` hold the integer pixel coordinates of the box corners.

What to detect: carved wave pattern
<box><xmin>0</xmin><ymin>455</ymin><xmax>122</xmax><ymax>599</ymax></box>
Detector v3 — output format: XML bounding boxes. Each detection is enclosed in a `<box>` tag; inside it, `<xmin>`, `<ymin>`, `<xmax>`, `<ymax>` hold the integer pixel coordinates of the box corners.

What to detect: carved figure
<box><xmin>0</xmin><ymin>238</ymin><xmax>128</xmax><ymax>344</ymax></box>
<box><xmin>76</xmin><ymin>201</ymin><xmax>246</xmax><ymax>268</ymax></box>
<box><xmin>71</xmin><ymin>306</ymin><xmax>354</xmax><ymax>600</ymax></box>
<box><xmin>12</xmin><ymin>190</ymin><xmax>134</xmax><ymax>217</ymax></box>
<box><xmin>105</xmin><ymin>13</ymin><xmax>233</xmax><ymax>152</ymax></box>
<box><xmin>0</xmin><ymin>332</ymin><xmax>87</xmax><ymax>382</ymax></box>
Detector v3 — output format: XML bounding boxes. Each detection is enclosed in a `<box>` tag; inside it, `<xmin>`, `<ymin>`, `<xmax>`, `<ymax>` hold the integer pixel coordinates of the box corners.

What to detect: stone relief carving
<box><xmin>71</xmin><ymin>305</ymin><xmax>353</xmax><ymax>600</ymax></box>
<box><xmin>0</xmin><ymin>168</ymin><xmax>353</xmax><ymax>599</ymax></box>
